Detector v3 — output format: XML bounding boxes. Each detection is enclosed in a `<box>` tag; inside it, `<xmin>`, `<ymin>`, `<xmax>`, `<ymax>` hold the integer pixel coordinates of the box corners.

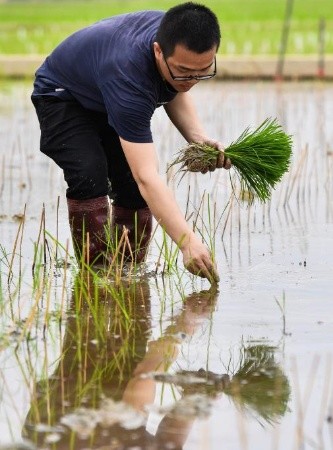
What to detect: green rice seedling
<box><xmin>191</xmin><ymin>192</ymin><xmax>220</xmax><ymax>263</ymax></box>
<box><xmin>154</xmin><ymin>226</ymin><xmax>182</xmax><ymax>278</ymax></box>
<box><xmin>168</xmin><ymin>118</ymin><xmax>293</xmax><ymax>203</ymax></box>
<box><xmin>5</xmin><ymin>206</ymin><xmax>26</xmax><ymax>284</ymax></box>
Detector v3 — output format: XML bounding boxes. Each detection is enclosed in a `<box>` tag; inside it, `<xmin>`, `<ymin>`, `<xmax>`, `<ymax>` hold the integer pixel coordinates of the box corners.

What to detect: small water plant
<box><xmin>168</xmin><ymin>118</ymin><xmax>293</xmax><ymax>202</ymax></box>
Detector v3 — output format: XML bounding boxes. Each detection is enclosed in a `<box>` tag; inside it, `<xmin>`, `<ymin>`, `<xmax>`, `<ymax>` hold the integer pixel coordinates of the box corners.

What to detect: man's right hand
<box><xmin>181</xmin><ymin>234</ymin><xmax>219</xmax><ymax>283</ymax></box>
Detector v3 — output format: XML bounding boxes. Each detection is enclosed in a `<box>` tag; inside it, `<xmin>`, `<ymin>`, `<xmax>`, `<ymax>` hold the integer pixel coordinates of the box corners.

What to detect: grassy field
<box><xmin>0</xmin><ymin>0</ymin><xmax>332</xmax><ymax>55</ymax></box>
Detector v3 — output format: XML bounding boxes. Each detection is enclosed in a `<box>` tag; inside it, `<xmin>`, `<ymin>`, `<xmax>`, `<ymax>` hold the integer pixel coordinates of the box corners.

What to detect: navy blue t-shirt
<box><xmin>33</xmin><ymin>11</ymin><xmax>178</xmax><ymax>143</ymax></box>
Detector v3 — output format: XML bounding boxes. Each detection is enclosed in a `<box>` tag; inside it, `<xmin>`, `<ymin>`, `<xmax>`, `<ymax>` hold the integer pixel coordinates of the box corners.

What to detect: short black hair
<box><xmin>155</xmin><ymin>2</ymin><xmax>221</xmax><ymax>58</ymax></box>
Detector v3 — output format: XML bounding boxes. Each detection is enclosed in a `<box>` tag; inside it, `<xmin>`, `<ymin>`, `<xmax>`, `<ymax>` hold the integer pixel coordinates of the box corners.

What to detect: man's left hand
<box><xmin>203</xmin><ymin>139</ymin><xmax>231</xmax><ymax>172</ymax></box>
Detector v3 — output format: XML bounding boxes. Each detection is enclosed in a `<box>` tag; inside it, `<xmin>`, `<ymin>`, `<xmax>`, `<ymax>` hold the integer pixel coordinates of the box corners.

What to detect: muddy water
<box><xmin>0</xmin><ymin>81</ymin><xmax>332</xmax><ymax>450</ymax></box>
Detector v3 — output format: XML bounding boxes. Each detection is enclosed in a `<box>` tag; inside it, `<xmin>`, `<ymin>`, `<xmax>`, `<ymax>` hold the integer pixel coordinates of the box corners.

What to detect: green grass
<box><xmin>0</xmin><ymin>0</ymin><xmax>332</xmax><ymax>55</ymax></box>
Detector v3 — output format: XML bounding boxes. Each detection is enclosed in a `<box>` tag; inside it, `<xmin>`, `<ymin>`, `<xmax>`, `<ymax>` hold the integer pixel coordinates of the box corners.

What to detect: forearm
<box><xmin>164</xmin><ymin>92</ymin><xmax>209</xmax><ymax>143</ymax></box>
<box><xmin>137</xmin><ymin>175</ymin><xmax>195</xmax><ymax>249</ymax></box>
<box><xmin>120</xmin><ymin>138</ymin><xmax>219</xmax><ymax>281</ymax></box>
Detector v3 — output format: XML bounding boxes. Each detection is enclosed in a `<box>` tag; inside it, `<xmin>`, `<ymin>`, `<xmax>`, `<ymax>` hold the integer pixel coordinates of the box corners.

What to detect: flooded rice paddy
<box><xmin>0</xmin><ymin>80</ymin><xmax>332</xmax><ymax>450</ymax></box>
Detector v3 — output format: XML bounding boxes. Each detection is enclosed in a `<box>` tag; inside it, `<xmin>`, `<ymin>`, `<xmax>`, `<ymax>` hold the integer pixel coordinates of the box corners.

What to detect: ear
<box><xmin>153</xmin><ymin>41</ymin><xmax>163</xmax><ymax>59</ymax></box>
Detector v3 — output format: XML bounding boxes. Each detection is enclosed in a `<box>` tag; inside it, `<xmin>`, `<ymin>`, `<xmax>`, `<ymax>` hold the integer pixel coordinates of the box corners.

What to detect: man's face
<box><xmin>153</xmin><ymin>43</ymin><xmax>217</xmax><ymax>92</ymax></box>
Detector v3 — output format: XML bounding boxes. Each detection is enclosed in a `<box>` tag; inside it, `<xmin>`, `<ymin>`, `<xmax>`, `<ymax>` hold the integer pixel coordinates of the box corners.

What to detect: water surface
<box><xmin>0</xmin><ymin>80</ymin><xmax>332</xmax><ymax>450</ymax></box>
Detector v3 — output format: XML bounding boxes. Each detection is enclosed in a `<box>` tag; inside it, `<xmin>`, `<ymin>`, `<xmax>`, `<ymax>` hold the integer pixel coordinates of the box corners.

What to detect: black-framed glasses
<box><xmin>163</xmin><ymin>56</ymin><xmax>216</xmax><ymax>81</ymax></box>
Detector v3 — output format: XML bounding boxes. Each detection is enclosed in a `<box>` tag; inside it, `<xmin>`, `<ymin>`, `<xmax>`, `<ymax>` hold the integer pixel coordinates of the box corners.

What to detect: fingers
<box><xmin>185</xmin><ymin>257</ymin><xmax>220</xmax><ymax>284</ymax></box>
<box><xmin>182</xmin><ymin>239</ymin><xmax>220</xmax><ymax>283</ymax></box>
<box><xmin>201</xmin><ymin>140</ymin><xmax>231</xmax><ymax>172</ymax></box>
<box><xmin>216</xmin><ymin>151</ymin><xmax>231</xmax><ymax>170</ymax></box>
<box><xmin>223</xmin><ymin>156</ymin><xmax>232</xmax><ymax>170</ymax></box>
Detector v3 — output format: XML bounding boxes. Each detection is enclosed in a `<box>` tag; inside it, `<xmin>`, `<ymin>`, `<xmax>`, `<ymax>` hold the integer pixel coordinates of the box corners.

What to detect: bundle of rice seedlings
<box><xmin>224</xmin><ymin>345</ymin><xmax>290</xmax><ymax>424</ymax></box>
<box><xmin>168</xmin><ymin>118</ymin><xmax>293</xmax><ymax>202</ymax></box>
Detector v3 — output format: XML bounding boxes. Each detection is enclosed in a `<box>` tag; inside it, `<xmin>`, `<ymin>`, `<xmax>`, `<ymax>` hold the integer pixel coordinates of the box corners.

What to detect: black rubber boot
<box><xmin>67</xmin><ymin>196</ymin><xmax>111</xmax><ymax>266</ymax></box>
<box><xmin>111</xmin><ymin>205</ymin><xmax>152</xmax><ymax>263</ymax></box>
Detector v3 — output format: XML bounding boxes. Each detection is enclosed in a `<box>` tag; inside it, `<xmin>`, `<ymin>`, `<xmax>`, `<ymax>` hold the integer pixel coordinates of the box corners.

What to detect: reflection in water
<box><xmin>21</xmin><ymin>275</ymin><xmax>290</xmax><ymax>449</ymax></box>
<box><xmin>152</xmin><ymin>344</ymin><xmax>290</xmax><ymax>426</ymax></box>
<box><xmin>22</xmin><ymin>276</ymin><xmax>219</xmax><ymax>449</ymax></box>
<box><xmin>224</xmin><ymin>344</ymin><xmax>290</xmax><ymax>425</ymax></box>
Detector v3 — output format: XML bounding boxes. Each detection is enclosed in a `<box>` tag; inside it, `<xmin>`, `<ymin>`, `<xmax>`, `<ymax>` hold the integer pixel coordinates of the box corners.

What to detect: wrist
<box><xmin>178</xmin><ymin>231</ymin><xmax>197</xmax><ymax>252</ymax></box>
<box><xmin>188</xmin><ymin>133</ymin><xmax>209</xmax><ymax>144</ymax></box>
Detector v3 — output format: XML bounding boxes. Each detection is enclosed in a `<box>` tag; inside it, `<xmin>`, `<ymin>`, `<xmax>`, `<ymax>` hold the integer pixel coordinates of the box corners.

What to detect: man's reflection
<box><xmin>23</xmin><ymin>274</ymin><xmax>290</xmax><ymax>449</ymax></box>
<box><xmin>23</xmin><ymin>275</ymin><xmax>219</xmax><ymax>449</ymax></box>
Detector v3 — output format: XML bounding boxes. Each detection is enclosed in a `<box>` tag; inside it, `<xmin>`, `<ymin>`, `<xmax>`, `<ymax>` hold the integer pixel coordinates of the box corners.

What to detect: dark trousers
<box><xmin>31</xmin><ymin>95</ymin><xmax>147</xmax><ymax>209</ymax></box>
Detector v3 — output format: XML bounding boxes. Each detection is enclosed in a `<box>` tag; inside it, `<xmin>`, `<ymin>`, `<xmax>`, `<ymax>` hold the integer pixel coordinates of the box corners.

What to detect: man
<box><xmin>31</xmin><ymin>2</ymin><xmax>230</xmax><ymax>282</ymax></box>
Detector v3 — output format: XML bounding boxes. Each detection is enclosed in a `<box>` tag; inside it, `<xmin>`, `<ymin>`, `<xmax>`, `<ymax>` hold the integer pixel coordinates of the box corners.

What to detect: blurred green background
<box><xmin>0</xmin><ymin>0</ymin><xmax>332</xmax><ymax>55</ymax></box>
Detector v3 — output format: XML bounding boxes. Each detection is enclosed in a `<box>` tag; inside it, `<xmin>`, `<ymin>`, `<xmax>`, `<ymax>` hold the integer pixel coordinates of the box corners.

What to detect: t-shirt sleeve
<box><xmin>100</xmin><ymin>78</ymin><xmax>155</xmax><ymax>143</ymax></box>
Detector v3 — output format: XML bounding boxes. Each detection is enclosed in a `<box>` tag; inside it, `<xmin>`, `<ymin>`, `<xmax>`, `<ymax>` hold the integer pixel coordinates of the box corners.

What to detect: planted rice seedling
<box><xmin>169</xmin><ymin>118</ymin><xmax>293</xmax><ymax>203</ymax></box>
<box><xmin>2</xmin><ymin>1</ymin><xmax>333</xmax><ymax>55</ymax></box>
